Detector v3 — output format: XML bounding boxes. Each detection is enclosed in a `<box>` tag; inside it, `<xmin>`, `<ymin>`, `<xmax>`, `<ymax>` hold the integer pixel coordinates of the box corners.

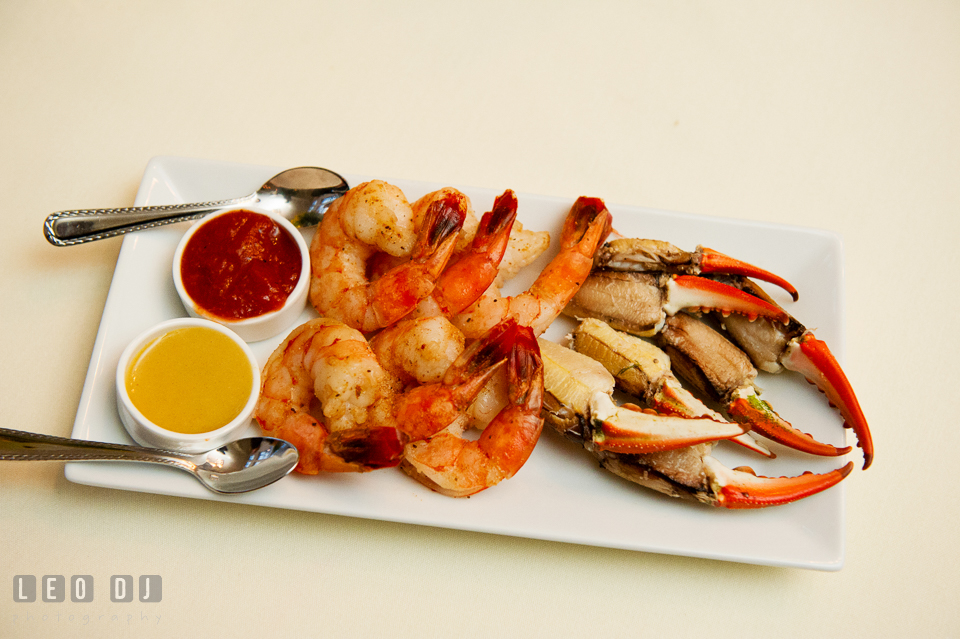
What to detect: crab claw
<box><xmin>781</xmin><ymin>333</ymin><xmax>874</xmax><ymax>470</ymax></box>
<box><xmin>698</xmin><ymin>247</ymin><xmax>799</xmax><ymax>302</ymax></box>
<box><xmin>705</xmin><ymin>457</ymin><xmax>854</xmax><ymax>509</ymax></box>
<box><xmin>664</xmin><ymin>276</ymin><xmax>791</xmax><ymax>324</ymax></box>
<box><xmin>588</xmin><ymin>393</ymin><xmax>745</xmax><ymax>454</ymax></box>
<box><xmin>726</xmin><ymin>388</ymin><xmax>852</xmax><ymax>458</ymax></box>
<box><xmin>645</xmin><ymin>368</ymin><xmax>776</xmax><ymax>458</ymax></box>
<box><xmin>594</xmin><ymin>239</ymin><xmax>799</xmax><ymax>301</ymax></box>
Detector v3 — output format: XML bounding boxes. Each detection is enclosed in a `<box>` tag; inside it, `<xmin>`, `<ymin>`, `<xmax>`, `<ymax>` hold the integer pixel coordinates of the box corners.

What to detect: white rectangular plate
<box><xmin>67</xmin><ymin>156</ymin><xmax>851</xmax><ymax>570</ymax></box>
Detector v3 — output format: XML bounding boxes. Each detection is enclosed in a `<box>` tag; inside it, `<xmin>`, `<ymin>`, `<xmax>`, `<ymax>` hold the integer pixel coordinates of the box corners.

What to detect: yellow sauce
<box><xmin>126</xmin><ymin>326</ymin><xmax>254</xmax><ymax>434</ymax></box>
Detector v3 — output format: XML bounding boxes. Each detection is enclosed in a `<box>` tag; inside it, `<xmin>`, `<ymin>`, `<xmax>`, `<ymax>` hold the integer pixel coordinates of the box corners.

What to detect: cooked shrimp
<box><xmin>400</xmin><ymin>320</ymin><xmax>545</xmax><ymax>497</ymax></box>
<box><xmin>255</xmin><ymin>318</ymin><xmax>405</xmax><ymax>474</ymax></box>
<box><xmin>257</xmin><ymin>317</ymin><xmax>516</xmax><ymax>474</ymax></box>
<box><xmin>369</xmin><ymin>315</ymin><xmax>466</xmax><ymax>385</ymax></box>
<box><xmin>388</xmin><ymin>318</ymin><xmax>517</xmax><ymax>442</ymax></box>
<box><xmin>309</xmin><ymin>180</ymin><xmax>467</xmax><ymax>333</ymax></box>
<box><xmin>371</xmin><ymin>190</ymin><xmax>520</xmax><ymax>384</ymax></box>
<box><xmin>385</xmin><ymin>196</ymin><xmax>609</xmax><ymax>427</ymax></box>
<box><xmin>452</xmin><ymin>196</ymin><xmax>613</xmax><ymax>338</ymax></box>
<box><xmin>411</xmin><ymin>187</ymin><xmax>479</xmax><ymax>254</ymax></box>
<box><xmin>413</xmin><ymin>189</ymin><xmax>519</xmax><ymax>319</ymax></box>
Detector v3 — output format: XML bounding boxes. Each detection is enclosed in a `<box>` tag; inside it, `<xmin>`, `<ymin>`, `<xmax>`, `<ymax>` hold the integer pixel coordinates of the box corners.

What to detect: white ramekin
<box><xmin>172</xmin><ymin>206</ymin><xmax>310</xmax><ymax>343</ymax></box>
<box><xmin>116</xmin><ymin>317</ymin><xmax>261</xmax><ymax>453</ymax></box>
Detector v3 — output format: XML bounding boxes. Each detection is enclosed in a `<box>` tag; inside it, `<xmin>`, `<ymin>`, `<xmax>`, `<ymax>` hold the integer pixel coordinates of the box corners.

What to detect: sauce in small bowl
<box><xmin>116</xmin><ymin>318</ymin><xmax>260</xmax><ymax>453</ymax></box>
<box><xmin>173</xmin><ymin>207</ymin><xmax>310</xmax><ymax>342</ymax></box>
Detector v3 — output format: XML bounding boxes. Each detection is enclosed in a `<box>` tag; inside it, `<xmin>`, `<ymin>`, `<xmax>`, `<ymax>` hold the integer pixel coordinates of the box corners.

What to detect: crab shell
<box><xmin>538</xmin><ymin>332</ymin><xmax>852</xmax><ymax>509</ymax></box>
<box><xmin>563</xmin><ymin>237</ymin><xmax>873</xmax><ymax>470</ymax></box>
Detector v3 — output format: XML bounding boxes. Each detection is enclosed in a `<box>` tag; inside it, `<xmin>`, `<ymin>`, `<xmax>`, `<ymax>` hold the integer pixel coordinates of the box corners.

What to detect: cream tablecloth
<box><xmin>2</xmin><ymin>2</ymin><xmax>957</xmax><ymax>637</ymax></box>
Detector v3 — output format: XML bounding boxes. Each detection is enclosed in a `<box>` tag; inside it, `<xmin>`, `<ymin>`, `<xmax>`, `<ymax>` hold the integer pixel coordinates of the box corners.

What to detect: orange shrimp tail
<box><xmin>530</xmin><ymin>197</ymin><xmax>613</xmax><ymax>290</ymax></box>
<box><xmin>370</xmin><ymin>192</ymin><xmax>466</xmax><ymax>328</ymax></box>
<box><xmin>420</xmin><ymin>191</ymin><xmax>469</xmax><ymax>251</ymax></box>
<box><xmin>563</xmin><ymin>197</ymin><xmax>614</xmax><ymax>252</ymax></box>
<box><xmin>432</xmin><ymin>189</ymin><xmax>518</xmax><ymax>316</ymax></box>
<box><xmin>327</xmin><ymin>426</ymin><xmax>408</xmax><ymax>470</ymax></box>
<box><xmin>535</xmin><ymin>197</ymin><xmax>613</xmax><ymax>288</ymax></box>
<box><xmin>442</xmin><ymin>317</ymin><xmax>519</xmax><ymax>386</ymax></box>
<box><xmin>507</xmin><ymin>325</ymin><xmax>545</xmax><ymax>410</ymax></box>
<box><xmin>521</xmin><ymin>197</ymin><xmax>612</xmax><ymax>335</ymax></box>
<box><xmin>393</xmin><ymin>318</ymin><xmax>518</xmax><ymax>442</ymax></box>
<box><xmin>533</xmin><ymin>197</ymin><xmax>612</xmax><ymax>296</ymax></box>
<box><xmin>478</xmin><ymin>325</ymin><xmax>545</xmax><ymax>477</ymax></box>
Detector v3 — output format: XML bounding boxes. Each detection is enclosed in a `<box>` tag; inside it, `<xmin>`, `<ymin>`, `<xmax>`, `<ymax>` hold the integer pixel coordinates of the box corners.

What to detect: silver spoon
<box><xmin>0</xmin><ymin>428</ymin><xmax>299</xmax><ymax>494</ymax></box>
<box><xmin>44</xmin><ymin>166</ymin><xmax>349</xmax><ymax>246</ymax></box>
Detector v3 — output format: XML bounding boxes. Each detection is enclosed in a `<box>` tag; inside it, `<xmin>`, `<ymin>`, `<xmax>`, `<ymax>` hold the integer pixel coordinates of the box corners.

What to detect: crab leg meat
<box><xmin>658</xmin><ymin>313</ymin><xmax>852</xmax><ymax>458</ymax></box>
<box><xmin>596</xmin><ymin>239</ymin><xmax>799</xmax><ymax>301</ymax></box>
<box><xmin>589</xmin><ymin>393</ymin><xmax>745</xmax><ymax>454</ymax></box>
<box><xmin>539</xmin><ymin>336</ymin><xmax>853</xmax><ymax>508</ymax></box>
<box><xmin>565</xmin><ymin>237</ymin><xmax>872</xmax><ymax>468</ymax></box>
<box><xmin>565</xmin><ymin>271</ymin><xmax>789</xmax><ymax>338</ymax></box>
<box><xmin>572</xmin><ymin>317</ymin><xmax>772</xmax><ymax>457</ymax></box>
<box><xmin>539</xmin><ymin>338</ymin><xmax>742</xmax><ymax>455</ymax></box>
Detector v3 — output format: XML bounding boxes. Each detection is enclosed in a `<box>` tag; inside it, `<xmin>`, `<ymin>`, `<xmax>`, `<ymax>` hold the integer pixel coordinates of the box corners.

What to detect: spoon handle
<box><xmin>43</xmin><ymin>194</ymin><xmax>256</xmax><ymax>246</ymax></box>
<box><xmin>0</xmin><ymin>428</ymin><xmax>195</xmax><ymax>470</ymax></box>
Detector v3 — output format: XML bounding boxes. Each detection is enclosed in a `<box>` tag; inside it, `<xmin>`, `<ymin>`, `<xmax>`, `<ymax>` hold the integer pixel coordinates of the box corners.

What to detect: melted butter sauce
<box><xmin>126</xmin><ymin>326</ymin><xmax>253</xmax><ymax>434</ymax></box>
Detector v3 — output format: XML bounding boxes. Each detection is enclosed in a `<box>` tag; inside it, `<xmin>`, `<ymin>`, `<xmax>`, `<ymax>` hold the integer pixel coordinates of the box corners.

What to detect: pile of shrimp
<box><xmin>255</xmin><ymin>180</ymin><xmax>613</xmax><ymax>497</ymax></box>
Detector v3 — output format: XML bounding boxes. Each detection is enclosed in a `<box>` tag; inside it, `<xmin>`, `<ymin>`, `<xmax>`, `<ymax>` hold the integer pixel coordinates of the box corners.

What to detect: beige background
<box><xmin>2</xmin><ymin>1</ymin><xmax>958</xmax><ymax>637</ymax></box>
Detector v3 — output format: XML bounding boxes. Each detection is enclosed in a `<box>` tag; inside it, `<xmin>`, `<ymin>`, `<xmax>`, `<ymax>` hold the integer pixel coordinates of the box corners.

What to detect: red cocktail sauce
<box><xmin>180</xmin><ymin>210</ymin><xmax>302</xmax><ymax>320</ymax></box>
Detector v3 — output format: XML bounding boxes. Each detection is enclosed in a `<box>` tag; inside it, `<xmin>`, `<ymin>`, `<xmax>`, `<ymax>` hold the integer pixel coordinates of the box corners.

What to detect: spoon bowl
<box><xmin>0</xmin><ymin>428</ymin><xmax>299</xmax><ymax>494</ymax></box>
<box><xmin>191</xmin><ymin>437</ymin><xmax>300</xmax><ymax>493</ymax></box>
<box><xmin>44</xmin><ymin>166</ymin><xmax>349</xmax><ymax>246</ymax></box>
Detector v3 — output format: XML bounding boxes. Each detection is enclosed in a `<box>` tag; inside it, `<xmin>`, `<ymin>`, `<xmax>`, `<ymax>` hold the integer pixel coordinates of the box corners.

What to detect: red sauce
<box><xmin>180</xmin><ymin>210</ymin><xmax>302</xmax><ymax>320</ymax></box>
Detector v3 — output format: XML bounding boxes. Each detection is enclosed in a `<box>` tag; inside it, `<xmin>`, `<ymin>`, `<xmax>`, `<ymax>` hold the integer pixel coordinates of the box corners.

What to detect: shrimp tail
<box><xmin>442</xmin><ymin>316</ymin><xmax>519</xmax><ymax>385</ymax></box>
<box><xmin>431</xmin><ymin>190</ymin><xmax>518</xmax><ymax>316</ymax></box>
<box><xmin>566</xmin><ymin>197</ymin><xmax>613</xmax><ymax>250</ymax></box>
<box><xmin>369</xmin><ymin>191</ymin><xmax>467</xmax><ymax>328</ymax></box>
<box><xmin>327</xmin><ymin>426</ymin><xmax>409</xmax><ymax>470</ymax></box>
<box><xmin>478</xmin><ymin>324</ymin><xmax>545</xmax><ymax>476</ymax></box>
<box><xmin>550</xmin><ymin>196</ymin><xmax>613</xmax><ymax>279</ymax></box>
<box><xmin>393</xmin><ymin>319</ymin><xmax>517</xmax><ymax>441</ymax></box>
<box><xmin>523</xmin><ymin>196</ymin><xmax>613</xmax><ymax>335</ymax></box>
<box><xmin>510</xmin><ymin>324</ymin><xmax>545</xmax><ymax>411</ymax></box>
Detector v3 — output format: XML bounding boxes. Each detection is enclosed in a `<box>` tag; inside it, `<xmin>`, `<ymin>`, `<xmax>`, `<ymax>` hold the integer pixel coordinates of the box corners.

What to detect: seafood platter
<box><xmin>66</xmin><ymin>156</ymin><xmax>872</xmax><ymax>570</ymax></box>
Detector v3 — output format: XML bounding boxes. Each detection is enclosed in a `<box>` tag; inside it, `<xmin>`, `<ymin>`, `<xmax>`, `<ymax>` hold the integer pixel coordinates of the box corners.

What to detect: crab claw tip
<box><xmin>667</xmin><ymin>276</ymin><xmax>791</xmax><ymax>325</ymax></box>
<box><xmin>783</xmin><ymin>334</ymin><xmax>874</xmax><ymax>471</ymax></box>
<box><xmin>698</xmin><ymin>247</ymin><xmax>800</xmax><ymax>302</ymax></box>
<box><xmin>708</xmin><ymin>458</ymin><xmax>854</xmax><ymax>509</ymax></box>
<box><xmin>726</xmin><ymin>393</ymin><xmax>852</xmax><ymax>458</ymax></box>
